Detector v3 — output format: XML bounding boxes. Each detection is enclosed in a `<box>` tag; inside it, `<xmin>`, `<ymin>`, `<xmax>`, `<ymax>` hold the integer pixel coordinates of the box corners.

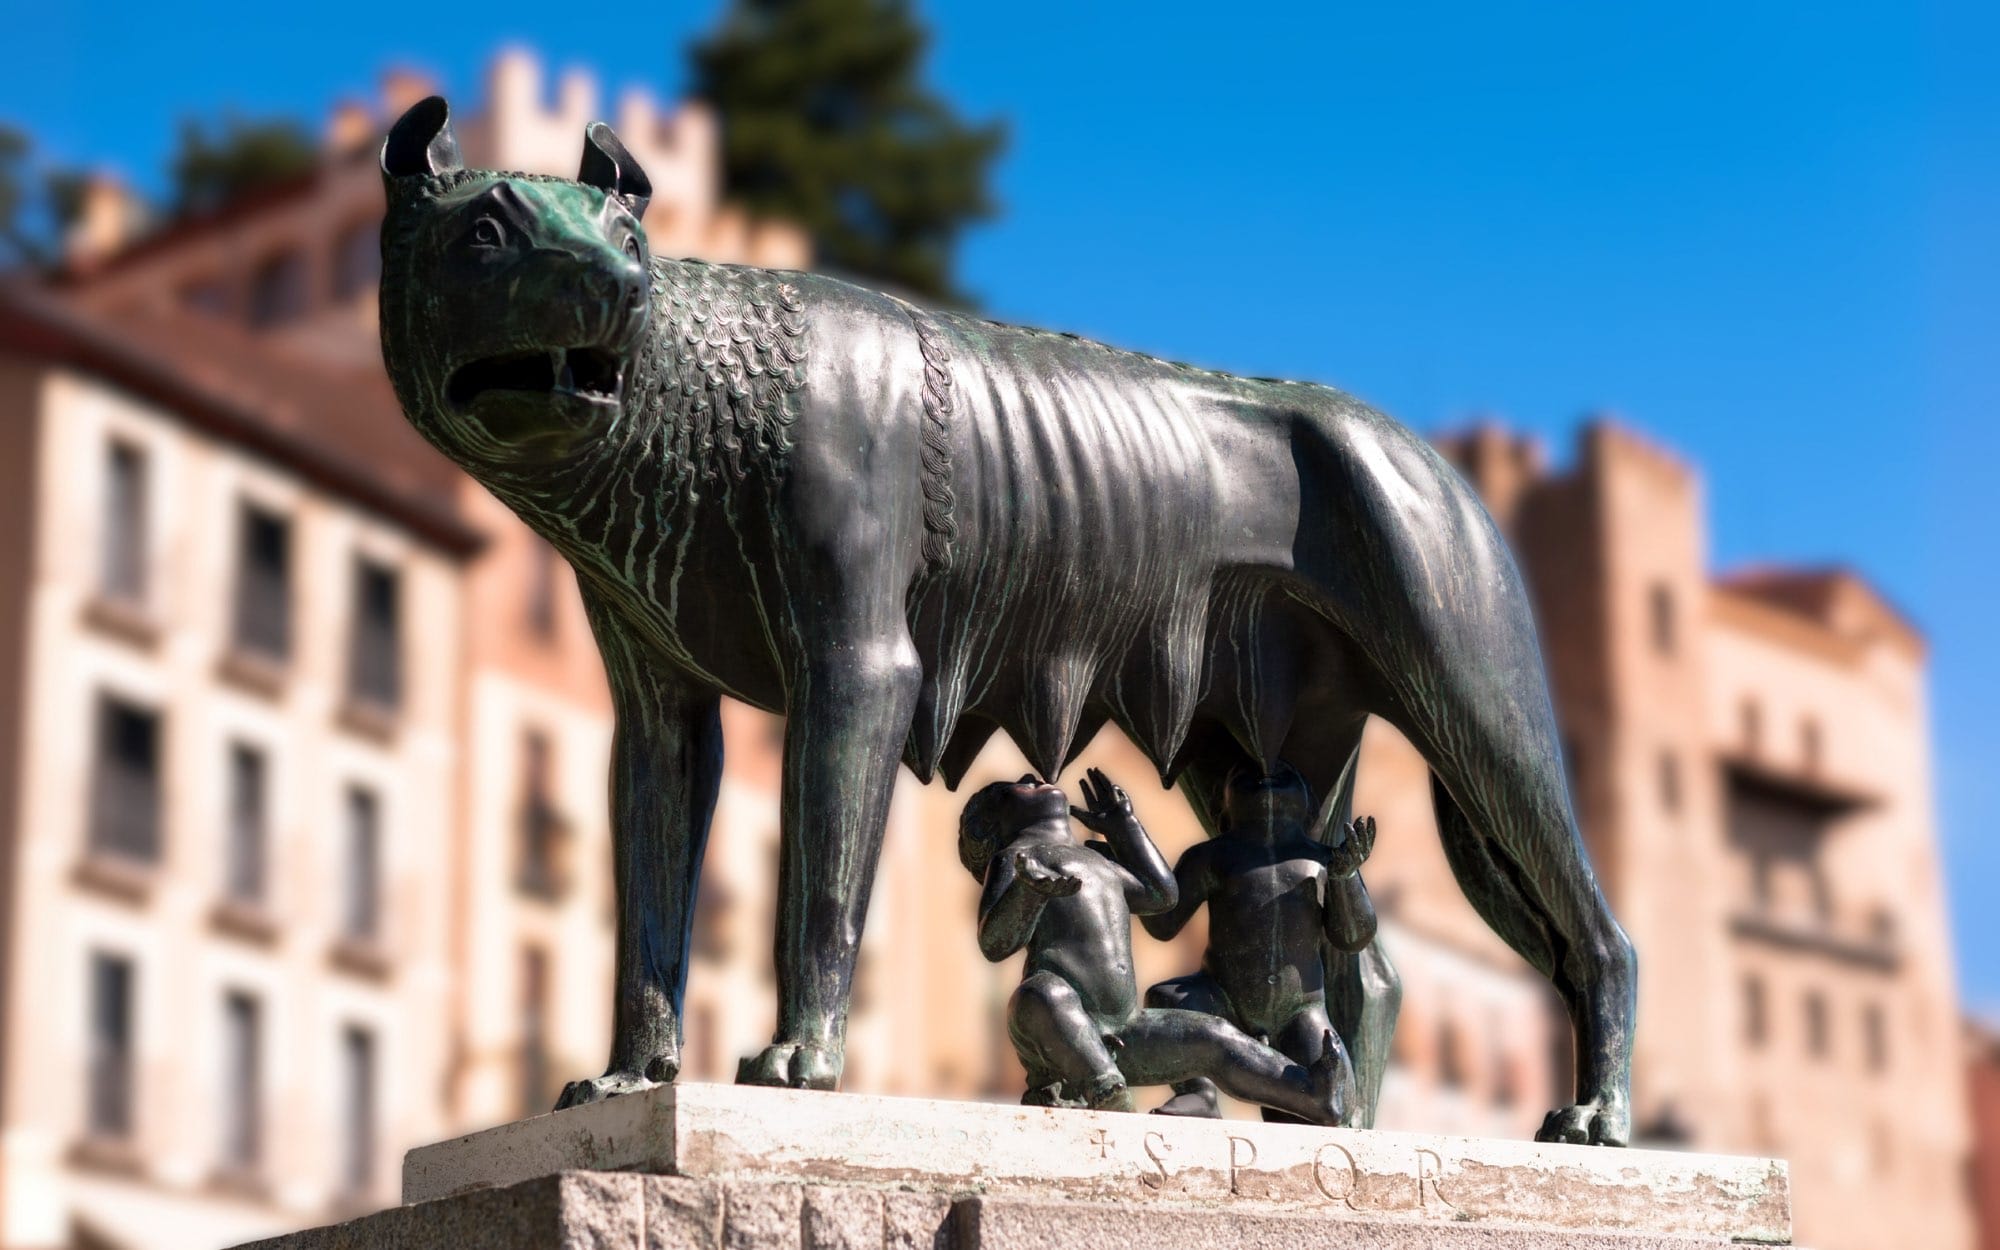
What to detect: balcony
<box><xmin>1727</xmin><ymin>908</ymin><xmax>1901</xmax><ymax>973</ymax></box>
<box><xmin>1717</xmin><ymin>750</ymin><xmax>1878</xmax><ymax>821</ymax></box>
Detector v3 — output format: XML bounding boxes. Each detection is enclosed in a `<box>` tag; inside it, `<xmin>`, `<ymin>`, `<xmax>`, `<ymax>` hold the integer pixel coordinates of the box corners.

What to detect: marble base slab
<box><xmin>396</xmin><ymin>1083</ymin><xmax>1790</xmax><ymax>1245</ymax></box>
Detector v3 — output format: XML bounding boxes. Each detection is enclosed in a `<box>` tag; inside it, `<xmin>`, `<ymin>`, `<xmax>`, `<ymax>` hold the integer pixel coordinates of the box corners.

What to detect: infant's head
<box><xmin>958</xmin><ymin>774</ymin><xmax>1069</xmax><ymax>880</ymax></box>
<box><xmin>1220</xmin><ymin>762</ymin><xmax>1314</xmax><ymax>836</ymax></box>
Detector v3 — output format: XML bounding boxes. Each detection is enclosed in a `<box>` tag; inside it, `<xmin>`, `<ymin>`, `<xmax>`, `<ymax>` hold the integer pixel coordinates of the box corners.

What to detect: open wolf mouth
<box><xmin>447</xmin><ymin>346</ymin><xmax>623</xmax><ymax>410</ymax></box>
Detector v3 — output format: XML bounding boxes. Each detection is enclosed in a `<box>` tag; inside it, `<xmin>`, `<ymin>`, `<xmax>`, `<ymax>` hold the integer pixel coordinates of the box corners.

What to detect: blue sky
<box><xmin>5</xmin><ymin>1</ymin><xmax>1993</xmax><ymax>1008</ymax></box>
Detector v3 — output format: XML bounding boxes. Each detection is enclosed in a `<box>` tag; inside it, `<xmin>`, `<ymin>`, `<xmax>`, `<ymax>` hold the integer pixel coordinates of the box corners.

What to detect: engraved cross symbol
<box><xmin>1089</xmin><ymin>1128</ymin><xmax>1113</xmax><ymax>1158</ymax></box>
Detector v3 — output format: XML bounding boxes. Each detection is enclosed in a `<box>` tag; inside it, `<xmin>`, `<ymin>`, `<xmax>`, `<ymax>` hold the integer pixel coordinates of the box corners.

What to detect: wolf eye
<box><xmin>621</xmin><ymin>233</ymin><xmax>642</xmax><ymax>264</ymax></box>
<box><xmin>470</xmin><ymin>216</ymin><xmax>505</xmax><ymax>248</ymax></box>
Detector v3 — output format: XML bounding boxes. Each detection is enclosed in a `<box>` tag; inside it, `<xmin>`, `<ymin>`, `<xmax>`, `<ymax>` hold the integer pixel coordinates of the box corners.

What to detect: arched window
<box><xmin>1863</xmin><ymin>1003</ymin><xmax>1888</xmax><ymax>1072</ymax></box>
<box><xmin>1800</xmin><ymin>718</ymin><xmax>1824</xmax><ymax>774</ymax></box>
<box><xmin>1804</xmin><ymin>990</ymin><xmax>1830</xmax><ymax>1059</ymax></box>
<box><xmin>1648</xmin><ymin>583</ymin><xmax>1676</xmax><ymax>656</ymax></box>
<box><xmin>1658</xmin><ymin>750</ymin><xmax>1682</xmax><ymax>815</ymax></box>
<box><xmin>1437</xmin><ymin>1019</ymin><xmax>1466</xmax><ymax>1089</ymax></box>
<box><xmin>248</xmin><ymin>247</ymin><xmax>310</xmax><ymax>328</ymax></box>
<box><xmin>332</xmin><ymin>218</ymin><xmax>380</xmax><ymax>302</ymax></box>
<box><xmin>1742</xmin><ymin>975</ymin><xmax>1767</xmax><ymax>1047</ymax></box>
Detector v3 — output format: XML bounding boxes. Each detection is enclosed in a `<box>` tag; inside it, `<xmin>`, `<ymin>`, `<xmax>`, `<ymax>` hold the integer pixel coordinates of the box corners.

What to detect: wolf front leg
<box><xmin>557</xmin><ymin>604</ymin><xmax>724</xmax><ymax>1108</ymax></box>
<box><xmin>738</xmin><ymin>634</ymin><xmax>922</xmax><ymax>1090</ymax></box>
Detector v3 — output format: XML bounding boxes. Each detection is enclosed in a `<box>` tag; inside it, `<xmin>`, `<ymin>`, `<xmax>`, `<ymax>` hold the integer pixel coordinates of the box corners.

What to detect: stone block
<box><xmin>802</xmin><ymin>1186</ymin><xmax>885</xmax><ymax>1250</ymax></box>
<box><xmin>645</xmin><ymin>1176</ymin><xmax>723</xmax><ymax>1249</ymax></box>
<box><xmin>232</xmin><ymin>1172</ymin><xmax>645</xmax><ymax>1250</ymax></box>
<box><xmin>723</xmin><ymin>1180</ymin><xmax>801</xmax><ymax>1250</ymax></box>
<box><xmin>239</xmin><ymin>1170</ymin><xmax>1795</xmax><ymax>1250</ymax></box>
<box><xmin>950</xmin><ymin>1194</ymin><xmax>1765</xmax><ymax>1249</ymax></box>
<box><xmin>881</xmin><ymin>1193</ymin><xmax>951</xmax><ymax>1250</ymax></box>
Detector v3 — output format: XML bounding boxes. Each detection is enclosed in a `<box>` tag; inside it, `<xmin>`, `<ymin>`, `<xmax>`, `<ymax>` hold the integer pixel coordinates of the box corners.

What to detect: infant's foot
<box><xmin>1151</xmin><ymin>1079</ymin><xmax>1222</xmax><ymax>1119</ymax></box>
<box><xmin>1080</xmin><ymin>1071</ymin><xmax>1134</xmax><ymax>1113</ymax></box>
<box><xmin>1308</xmin><ymin>1030</ymin><xmax>1359</xmax><ymax>1127</ymax></box>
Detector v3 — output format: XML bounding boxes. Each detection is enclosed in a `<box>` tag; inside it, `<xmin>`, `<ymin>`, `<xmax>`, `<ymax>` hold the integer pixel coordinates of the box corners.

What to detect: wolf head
<box><xmin>377</xmin><ymin>96</ymin><xmax>654</xmax><ymax>464</ymax></box>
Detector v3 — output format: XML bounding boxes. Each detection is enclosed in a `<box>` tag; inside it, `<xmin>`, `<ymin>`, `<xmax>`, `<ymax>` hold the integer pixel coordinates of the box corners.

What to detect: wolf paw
<box><xmin>736</xmin><ymin>1041</ymin><xmax>842</xmax><ymax>1090</ymax></box>
<box><xmin>1536</xmin><ymin>1100</ymin><xmax>1631</xmax><ymax>1147</ymax></box>
<box><xmin>554</xmin><ymin>1065</ymin><xmax>665</xmax><ymax>1110</ymax></box>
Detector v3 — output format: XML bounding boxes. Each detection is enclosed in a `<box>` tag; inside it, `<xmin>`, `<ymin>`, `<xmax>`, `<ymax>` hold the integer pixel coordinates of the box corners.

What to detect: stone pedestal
<box><xmin>235</xmin><ymin>1084</ymin><xmax>1793</xmax><ymax>1248</ymax></box>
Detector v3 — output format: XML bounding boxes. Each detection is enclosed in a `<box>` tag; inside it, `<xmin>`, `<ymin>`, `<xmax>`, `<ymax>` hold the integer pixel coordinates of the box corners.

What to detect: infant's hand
<box><xmin>1070</xmin><ymin>768</ymin><xmax>1135</xmax><ymax>836</ymax></box>
<box><xmin>1328</xmin><ymin>815</ymin><xmax>1377</xmax><ymax>876</ymax></box>
<box><xmin>1014</xmin><ymin>849</ymin><xmax>1083</xmax><ymax>898</ymax></box>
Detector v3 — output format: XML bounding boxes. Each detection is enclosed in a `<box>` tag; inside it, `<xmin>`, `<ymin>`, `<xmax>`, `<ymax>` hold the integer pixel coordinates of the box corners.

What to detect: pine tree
<box><xmin>169</xmin><ymin>115</ymin><xmax>318</xmax><ymax>218</ymax></box>
<box><xmin>689</xmin><ymin>0</ymin><xmax>1004</xmax><ymax>304</ymax></box>
<box><xmin>0</xmin><ymin>127</ymin><xmax>36</xmax><ymax>265</ymax></box>
<box><xmin>0</xmin><ymin>126</ymin><xmax>89</xmax><ymax>269</ymax></box>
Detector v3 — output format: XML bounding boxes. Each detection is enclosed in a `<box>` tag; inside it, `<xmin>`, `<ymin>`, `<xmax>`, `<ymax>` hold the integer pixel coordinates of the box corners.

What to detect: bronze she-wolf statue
<box><xmin>376</xmin><ymin>96</ymin><xmax>1637</xmax><ymax>1145</ymax></box>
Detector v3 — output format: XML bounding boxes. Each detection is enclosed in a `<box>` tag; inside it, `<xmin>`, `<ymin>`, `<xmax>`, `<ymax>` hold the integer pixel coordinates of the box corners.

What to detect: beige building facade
<box><xmin>0</xmin><ymin>48</ymin><xmax>1982</xmax><ymax>1250</ymax></box>
<box><xmin>0</xmin><ymin>52</ymin><xmax>802</xmax><ymax>1248</ymax></box>
<box><xmin>0</xmin><ymin>302</ymin><xmax>473</xmax><ymax>1248</ymax></box>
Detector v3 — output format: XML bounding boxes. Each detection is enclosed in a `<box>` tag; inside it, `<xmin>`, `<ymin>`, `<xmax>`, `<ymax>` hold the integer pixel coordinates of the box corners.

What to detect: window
<box><xmin>1743</xmin><ymin>976</ymin><xmax>1766</xmax><ymax>1047</ymax></box>
<box><xmin>225</xmin><ymin>743</ymin><xmax>268</xmax><ymax>904</ymax></box>
<box><xmin>691</xmin><ymin>869</ymin><xmax>735</xmax><ymax>961</ymax></box>
<box><xmin>690</xmin><ymin>1001</ymin><xmax>720</xmax><ymax>1082</ymax></box>
<box><xmin>221</xmin><ymin>992</ymin><xmax>261</xmax><ymax>1170</ymax></box>
<box><xmin>1437</xmin><ymin>1019</ymin><xmax>1466</xmax><ymax>1089</ymax></box>
<box><xmin>87</xmin><ymin>953</ymin><xmax>135</xmax><ymax>1138</ymax></box>
<box><xmin>1740</xmin><ymin>699</ymin><xmax>1762</xmax><ymax>755</ymax></box>
<box><xmin>342</xmin><ymin>786</ymin><xmax>381</xmax><ymax>942</ymax></box>
<box><xmin>232</xmin><ymin>505</ymin><xmax>292</xmax><ymax>662</ymax></box>
<box><xmin>90</xmin><ymin>695</ymin><xmax>162</xmax><ymax>863</ymax></box>
<box><xmin>180</xmin><ymin>278</ymin><xmax>230</xmax><ymax>316</ymax></box>
<box><xmin>347</xmin><ymin>559</ymin><xmax>402</xmax><ymax>711</ymax></box>
<box><xmin>100</xmin><ymin>440</ymin><xmax>148</xmax><ymax>606</ymax></box>
<box><xmin>520</xmin><ymin>946</ymin><xmax>550</xmax><ymax>1116</ymax></box>
<box><xmin>519</xmin><ymin>731</ymin><xmax>560</xmax><ymax>897</ymax></box>
<box><xmin>1489</xmin><ymin>1045</ymin><xmax>1517</xmax><ymax>1108</ymax></box>
<box><xmin>1804</xmin><ymin>990</ymin><xmax>1830</xmax><ymax>1059</ymax></box>
<box><xmin>1648</xmin><ymin>583</ymin><xmax>1676</xmax><ymax>656</ymax></box>
<box><xmin>331</xmin><ymin>219</ymin><xmax>379</xmax><ymax>302</ymax></box>
<box><xmin>1658</xmin><ymin>750</ymin><xmax>1682</xmax><ymax>815</ymax></box>
<box><xmin>340</xmin><ymin>1026</ymin><xmax>376</xmax><ymax>1194</ymax></box>
<box><xmin>526</xmin><ymin>538</ymin><xmax>560</xmax><ymax>640</ymax></box>
<box><xmin>248</xmin><ymin>248</ymin><xmax>309</xmax><ymax>329</ymax></box>
<box><xmin>1863</xmin><ymin>1003</ymin><xmax>1888</xmax><ymax>1072</ymax></box>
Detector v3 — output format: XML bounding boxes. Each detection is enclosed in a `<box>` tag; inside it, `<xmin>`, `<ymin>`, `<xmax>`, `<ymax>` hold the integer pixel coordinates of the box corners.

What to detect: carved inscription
<box><xmin>1415</xmin><ymin>1146</ymin><xmax>1457</xmax><ymax>1211</ymax></box>
<box><xmin>1141</xmin><ymin>1130</ymin><xmax>1173</xmax><ymax>1192</ymax></box>
<box><xmin>1311</xmin><ymin>1141</ymin><xmax>1360</xmax><ymax>1208</ymax></box>
<box><xmin>1082</xmin><ymin>1126</ymin><xmax>1472</xmax><ymax>1218</ymax></box>
<box><xmin>1227</xmin><ymin>1136</ymin><xmax>1259</xmax><ymax>1197</ymax></box>
<box><xmin>1089</xmin><ymin>1128</ymin><xmax>1113</xmax><ymax>1159</ymax></box>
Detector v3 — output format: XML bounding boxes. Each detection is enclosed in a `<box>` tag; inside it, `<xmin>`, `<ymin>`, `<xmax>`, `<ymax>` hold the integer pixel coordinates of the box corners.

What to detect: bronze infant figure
<box><xmin>1145</xmin><ymin>763</ymin><xmax>1382</xmax><ymax>1125</ymax></box>
<box><xmin>963</xmin><ymin>770</ymin><xmax>1355</xmax><ymax>1125</ymax></box>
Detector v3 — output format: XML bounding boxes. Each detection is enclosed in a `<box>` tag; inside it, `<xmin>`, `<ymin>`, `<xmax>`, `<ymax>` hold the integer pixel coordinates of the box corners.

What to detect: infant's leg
<box><xmin>1009</xmin><ymin>971</ymin><xmax>1129</xmax><ymax>1109</ymax></box>
<box><xmin>1264</xmin><ymin>1003</ymin><xmax>1358</xmax><ymax>1126</ymax></box>
<box><xmin>1144</xmin><ymin>974</ymin><xmax>1231</xmax><ymax>1118</ymax></box>
<box><xmin>1117</xmin><ymin>1009</ymin><xmax>1345</xmax><ymax>1126</ymax></box>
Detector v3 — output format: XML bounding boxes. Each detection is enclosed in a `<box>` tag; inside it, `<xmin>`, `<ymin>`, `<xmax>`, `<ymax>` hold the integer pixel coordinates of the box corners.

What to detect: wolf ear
<box><xmin>579</xmin><ymin>122</ymin><xmax>652</xmax><ymax>218</ymax></box>
<box><xmin>381</xmin><ymin>96</ymin><xmax>463</xmax><ymax>179</ymax></box>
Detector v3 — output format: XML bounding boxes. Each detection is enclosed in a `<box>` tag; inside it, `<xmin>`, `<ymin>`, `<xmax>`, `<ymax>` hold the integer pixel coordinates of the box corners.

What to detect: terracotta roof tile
<box><xmin>0</xmin><ymin>282</ymin><xmax>482</xmax><ymax>556</ymax></box>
